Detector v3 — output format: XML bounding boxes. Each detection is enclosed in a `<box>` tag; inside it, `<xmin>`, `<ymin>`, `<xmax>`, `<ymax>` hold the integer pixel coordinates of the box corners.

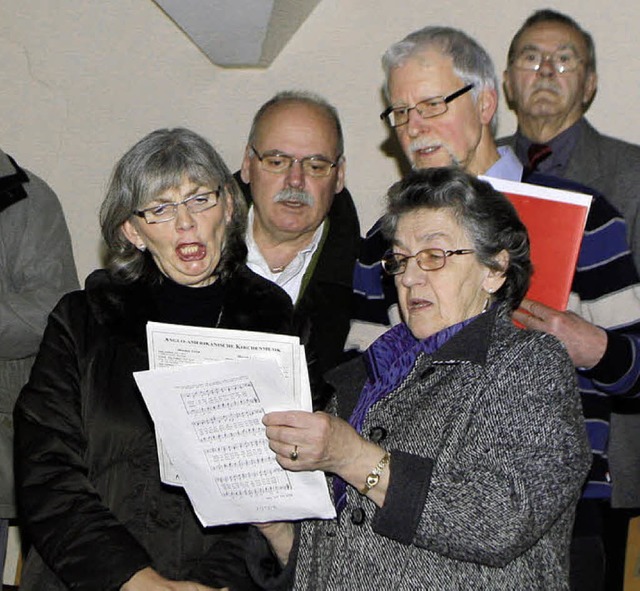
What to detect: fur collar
<box><xmin>84</xmin><ymin>265</ymin><xmax>294</xmax><ymax>342</ymax></box>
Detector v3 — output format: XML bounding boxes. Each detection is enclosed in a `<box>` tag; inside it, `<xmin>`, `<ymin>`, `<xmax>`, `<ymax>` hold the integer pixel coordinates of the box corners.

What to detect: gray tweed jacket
<box><xmin>500</xmin><ymin>119</ymin><xmax>640</xmax><ymax>509</ymax></box>
<box><xmin>267</xmin><ymin>308</ymin><xmax>591</xmax><ymax>590</ymax></box>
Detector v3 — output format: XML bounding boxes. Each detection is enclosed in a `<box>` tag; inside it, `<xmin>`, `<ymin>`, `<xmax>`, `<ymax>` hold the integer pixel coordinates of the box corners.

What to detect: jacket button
<box><xmin>351</xmin><ymin>508</ymin><xmax>365</xmax><ymax>525</ymax></box>
<box><xmin>369</xmin><ymin>426</ymin><xmax>387</xmax><ymax>443</ymax></box>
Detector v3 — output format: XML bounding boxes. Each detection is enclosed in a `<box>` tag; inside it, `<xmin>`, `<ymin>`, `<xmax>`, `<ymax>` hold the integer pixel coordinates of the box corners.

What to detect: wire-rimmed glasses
<box><xmin>250</xmin><ymin>145</ymin><xmax>340</xmax><ymax>178</ymax></box>
<box><xmin>512</xmin><ymin>48</ymin><xmax>583</xmax><ymax>74</ymax></box>
<box><xmin>381</xmin><ymin>248</ymin><xmax>475</xmax><ymax>275</ymax></box>
<box><xmin>133</xmin><ymin>188</ymin><xmax>221</xmax><ymax>224</ymax></box>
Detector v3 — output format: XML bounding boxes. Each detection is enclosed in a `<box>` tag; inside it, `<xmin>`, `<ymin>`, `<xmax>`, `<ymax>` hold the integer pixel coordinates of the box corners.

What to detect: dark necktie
<box><xmin>525</xmin><ymin>143</ymin><xmax>552</xmax><ymax>178</ymax></box>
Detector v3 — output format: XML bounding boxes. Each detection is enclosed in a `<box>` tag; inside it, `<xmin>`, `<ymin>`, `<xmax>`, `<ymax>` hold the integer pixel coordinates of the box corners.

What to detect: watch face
<box><xmin>366</xmin><ymin>473</ymin><xmax>380</xmax><ymax>488</ymax></box>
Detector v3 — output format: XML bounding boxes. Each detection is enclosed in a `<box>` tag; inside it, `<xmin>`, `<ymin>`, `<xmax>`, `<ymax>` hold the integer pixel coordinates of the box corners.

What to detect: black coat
<box><xmin>14</xmin><ymin>266</ymin><xmax>293</xmax><ymax>591</ymax></box>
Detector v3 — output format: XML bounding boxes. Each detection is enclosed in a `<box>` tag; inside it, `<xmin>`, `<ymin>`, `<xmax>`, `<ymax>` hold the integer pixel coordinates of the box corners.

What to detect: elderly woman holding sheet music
<box><xmin>14</xmin><ymin>128</ymin><xmax>293</xmax><ymax>591</ymax></box>
<box><xmin>253</xmin><ymin>168</ymin><xmax>591</xmax><ymax>590</ymax></box>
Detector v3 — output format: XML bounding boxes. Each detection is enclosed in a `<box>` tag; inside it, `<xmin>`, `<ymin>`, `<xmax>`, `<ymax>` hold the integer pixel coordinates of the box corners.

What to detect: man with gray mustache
<box><xmin>501</xmin><ymin>10</ymin><xmax>640</xmax><ymax>589</ymax></box>
<box><xmin>347</xmin><ymin>26</ymin><xmax>525</xmax><ymax>351</ymax></box>
<box><xmin>273</xmin><ymin>187</ymin><xmax>314</xmax><ymax>208</ymax></box>
<box><xmin>236</xmin><ymin>91</ymin><xmax>360</xmax><ymax>408</ymax></box>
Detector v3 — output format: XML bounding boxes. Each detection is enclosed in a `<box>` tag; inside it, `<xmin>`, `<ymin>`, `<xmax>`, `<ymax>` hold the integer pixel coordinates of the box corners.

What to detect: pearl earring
<box><xmin>138</xmin><ymin>244</ymin><xmax>146</xmax><ymax>252</ymax></box>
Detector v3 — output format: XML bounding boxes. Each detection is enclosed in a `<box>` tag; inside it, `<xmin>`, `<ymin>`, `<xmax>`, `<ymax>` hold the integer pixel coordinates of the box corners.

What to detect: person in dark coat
<box><xmin>237</xmin><ymin>91</ymin><xmax>360</xmax><ymax>408</ymax></box>
<box><xmin>13</xmin><ymin>128</ymin><xmax>294</xmax><ymax>591</ymax></box>
<box><xmin>250</xmin><ymin>168</ymin><xmax>590</xmax><ymax>590</ymax></box>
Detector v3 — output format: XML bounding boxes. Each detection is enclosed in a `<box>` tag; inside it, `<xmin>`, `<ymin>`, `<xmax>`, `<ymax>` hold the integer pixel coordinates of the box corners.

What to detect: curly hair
<box><xmin>381</xmin><ymin>167</ymin><xmax>532</xmax><ymax>312</ymax></box>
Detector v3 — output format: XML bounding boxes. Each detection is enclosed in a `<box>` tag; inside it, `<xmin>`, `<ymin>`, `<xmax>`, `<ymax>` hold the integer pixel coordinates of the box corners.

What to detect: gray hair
<box><xmin>247</xmin><ymin>90</ymin><xmax>344</xmax><ymax>158</ymax></box>
<box><xmin>507</xmin><ymin>9</ymin><xmax>596</xmax><ymax>73</ymax></box>
<box><xmin>382</xmin><ymin>26</ymin><xmax>499</xmax><ymax>134</ymax></box>
<box><xmin>100</xmin><ymin>127</ymin><xmax>247</xmax><ymax>283</ymax></box>
<box><xmin>381</xmin><ymin>167</ymin><xmax>531</xmax><ymax>312</ymax></box>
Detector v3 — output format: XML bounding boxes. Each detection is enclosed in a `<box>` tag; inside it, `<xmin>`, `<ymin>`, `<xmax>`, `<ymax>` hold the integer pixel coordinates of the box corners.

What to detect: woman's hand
<box><xmin>120</xmin><ymin>567</ymin><xmax>228</xmax><ymax>591</ymax></box>
<box><xmin>262</xmin><ymin>410</ymin><xmax>391</xmax><ymax>507</ymax></box>
<box><xmin>262</xmin><ymin>410</ymin><xmax>365</xmax><ymax>474</ymax></box>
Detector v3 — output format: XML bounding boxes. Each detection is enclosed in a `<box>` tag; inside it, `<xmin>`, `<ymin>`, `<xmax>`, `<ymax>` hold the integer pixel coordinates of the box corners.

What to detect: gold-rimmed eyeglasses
<box><xmin>381</xmin><ymin>248</ymin><xmax>475</xmax><ymax>275</ymax></box>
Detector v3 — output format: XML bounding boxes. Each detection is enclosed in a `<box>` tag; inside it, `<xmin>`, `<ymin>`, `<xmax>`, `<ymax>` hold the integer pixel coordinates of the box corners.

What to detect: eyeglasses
<box><xmin>381</xmin><ymin>248</ymin><xmax>475</xmax><ymax>275</ymax></box>
<box><xmin>512</xmin><ymin>48</ymin><xmax>583</xmax><ymax>74</ymax></box>
<box><xmin>250</xmin><ymin>145</ymin><xmax>340</xmax><ymax>178</ymax></box>
<box><xmin>133</xmin><ymin>188</ymin><xmax>221</xmax><ymax>224</ymax></box>
<box><xmin>380</xmin><ymin>84</ymin><xmax>475</xmax><ymax>128</ymax></box>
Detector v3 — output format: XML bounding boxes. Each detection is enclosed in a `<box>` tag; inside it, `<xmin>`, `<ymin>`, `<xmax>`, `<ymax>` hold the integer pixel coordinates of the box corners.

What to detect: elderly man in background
<box><xmin>347</xmin><ymin>25</ymin><xmax>640</xmax><ymax>591</ymax></box>
<box><xmin>502</xmin><ymin>9</ymin><xmax>640</xmax><ymax>270</ymax></box>
<box><xmin>501</xmin><ymin>10</ymin><xmax>640</xmax><ymax>587</ymax></box>
<box><xmin>0</xmin><ymin>148</ymin><xmax>78</xmax><ymax>578</ymax></box>
<box><xmin>236</xmin><ymin>91</ymin><xmax>360</xmax><ymax>408</ymax></box>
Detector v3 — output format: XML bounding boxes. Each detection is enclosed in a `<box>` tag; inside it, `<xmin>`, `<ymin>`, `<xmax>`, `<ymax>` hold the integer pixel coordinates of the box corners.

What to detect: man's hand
<box><xmin>120</xmin><ymin>567</ymin><xmax>229</xmax><ymax>591</ymax></box>
<box><xmin>514</xmin><ymin>298</ymin><xmax>607</xmax><ymax>368</ymax></box>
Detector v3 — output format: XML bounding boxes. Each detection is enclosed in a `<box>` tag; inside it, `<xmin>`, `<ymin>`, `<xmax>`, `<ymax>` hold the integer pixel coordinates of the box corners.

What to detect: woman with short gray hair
<box><xmin>253</xmin><ymin>167</ymin><xmax>590</xmax><ymax>589</ymax></box>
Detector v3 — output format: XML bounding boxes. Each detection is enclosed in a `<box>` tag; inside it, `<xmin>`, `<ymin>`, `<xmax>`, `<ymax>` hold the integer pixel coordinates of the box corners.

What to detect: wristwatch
<box><xmin>359</xmin><ymin>451</ymin><xmax>391</xmax><ymax>495</ymax></box>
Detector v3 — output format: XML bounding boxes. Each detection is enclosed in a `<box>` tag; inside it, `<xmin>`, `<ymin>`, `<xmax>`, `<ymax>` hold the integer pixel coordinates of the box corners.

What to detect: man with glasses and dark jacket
<box><xmin>235</xmin><ymin>91</ymin><xmax>360</xmax><ymax>409</ymax></box>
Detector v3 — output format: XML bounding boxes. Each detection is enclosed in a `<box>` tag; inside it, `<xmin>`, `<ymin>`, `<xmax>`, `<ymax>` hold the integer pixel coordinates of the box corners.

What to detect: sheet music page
<box><xmin>145</xmin><ymin>321</ymin><xmax>303</xmax><ymax>484</ymax></box>
<box><xmin>134</xmin><ymin>358</ymin><xmax>336</xmax><ymax>526</ymax></box>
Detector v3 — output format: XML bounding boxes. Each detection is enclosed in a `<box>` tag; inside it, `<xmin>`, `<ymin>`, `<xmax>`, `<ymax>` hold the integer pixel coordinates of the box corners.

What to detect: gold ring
<box><xmin>289</xmin><ymin>445</ymin><xmax>299</xmax><ymax>461</ymax></box>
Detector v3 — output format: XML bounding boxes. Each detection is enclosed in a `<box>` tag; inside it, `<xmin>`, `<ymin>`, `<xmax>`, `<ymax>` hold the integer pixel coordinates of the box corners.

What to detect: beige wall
<box><xmin>2</xmin><ymin>0</ymin><xmax>639</xmax><ymax>282</ymax></box>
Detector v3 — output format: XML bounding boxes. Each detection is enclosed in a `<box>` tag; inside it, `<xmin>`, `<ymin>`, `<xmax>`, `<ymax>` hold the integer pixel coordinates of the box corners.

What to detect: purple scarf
<box><xmin>333</xmin><ymin>317</ymin><xmax>475</xmax><ymax>512</ymax></box>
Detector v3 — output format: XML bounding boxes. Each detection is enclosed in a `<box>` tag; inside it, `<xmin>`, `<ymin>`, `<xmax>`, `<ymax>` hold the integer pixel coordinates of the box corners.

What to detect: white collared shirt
<box><xmin>245</xmin><ymin>206</ymin><xmax>325</xmax><ymax>304</ymax></box>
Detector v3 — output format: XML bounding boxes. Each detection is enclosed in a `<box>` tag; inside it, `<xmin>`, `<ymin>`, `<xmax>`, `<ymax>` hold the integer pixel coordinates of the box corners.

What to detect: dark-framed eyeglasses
<box><xmin>512</xmin><ymin>48</ymin><xmax>583</xmax><ymax>74</ymax></box>
<box><xmin>133</xmin><ymin>188</ymin><xmax>221</xmax><ymax>224</ymax></box>
<box><xmin>380</xmin><ymin>83</ymin><xmax>475</xmax><ymax>128</ymax></box>
<box><xmin>381</xmin><ymin>248</ymin><xmax>475</xmax><ymax>275</ymax></box>
<box><xmin>250</xmin><ymin>145</ymin><xmax>340</xmax><ymax>178</ymax></box>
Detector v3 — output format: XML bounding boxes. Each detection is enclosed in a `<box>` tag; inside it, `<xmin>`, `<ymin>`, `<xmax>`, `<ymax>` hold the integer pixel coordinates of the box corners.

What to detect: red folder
<box><xmin>479</xmin><ymin>176</ymin><xmax>592</xmax><ymax>311</ymax></box>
